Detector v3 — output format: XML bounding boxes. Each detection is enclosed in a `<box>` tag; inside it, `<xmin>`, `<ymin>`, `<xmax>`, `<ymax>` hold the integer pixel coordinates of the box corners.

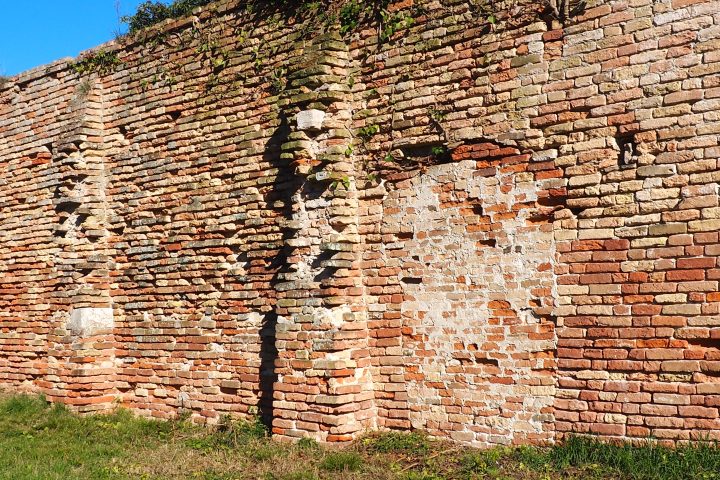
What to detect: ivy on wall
<box><xmin>123</xmin><ymin>0</ymin><xmax>216</xmax><ymax>34</ymax></box>
<box><xmin>121</xmin><ymin>0</ymin><xmax>419</xmax><ymax>42</ymax></box>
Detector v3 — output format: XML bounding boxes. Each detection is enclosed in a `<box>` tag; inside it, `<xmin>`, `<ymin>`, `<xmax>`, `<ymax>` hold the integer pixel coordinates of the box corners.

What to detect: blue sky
<box><xmin>0</xmin><ymin>0</ymin><xmax>155</xmax><ymax>76</ymax></box>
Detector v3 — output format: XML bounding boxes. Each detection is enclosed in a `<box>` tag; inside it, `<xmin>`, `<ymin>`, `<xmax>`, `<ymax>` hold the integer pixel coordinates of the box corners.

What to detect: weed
<box><xmin>459</xmin><ymin>448</ymin><xmax>507</xmax><ymax>476</ymax></box>
<box><xmin>270</xmin><ymin>67</ymin><xmax>287</xmax><ymax>94</ymax></box>
<box><xmin>329</xmin><ymin>175</ymin><xmax>351</xmax><ymax>191</ymax></box>
<box><xmin>200</xmin><ymin>470</ymin><xmax>236</xmax><ymax>480</ymax></box>
<box><xmin>0</xmin><ymin>393</ymin><xmax>49</xmax><ymax>414</ymax></box>
<box><xmin>363</xmin><ymin>431</ymin><xmax>431</xmax><ymax>454</ymax></box>
<box><xmin>319</xmin><ymin>451</ymin><xmax>364</xmax><ymax>472</ymax></box>
<box><xmin>2</xmin><ymin>394</ymin><xmax>720</xmax><ymax>480</ymax></box>
<box><xmin>187</xmin><ymin>414</ymin><xmax>267</xmax><ymax>451</ymax></box>
<box><xmin>282</xmin><ymin>471</ymin><xmax>318</xmax><ymax>480</ymax></box>
<box><xmin>358</xmin><ymin>124</ymin><xmax>380</xmax><ymax>139</ymax></box>
<box><xmin>339</xmin><ymin>0</ymin><xmax>364</xmax><ymax>35</ymax></box>
<box><xmin>72</xmin><ymin>49</ymin><xmax>122</xmax><ymax>75</ymax></box>
<box><xmin>380</xmin><ymin>10</ymin><xmax>415</xmax><ymax>42</ymax></box>
<box><xmin>549</xmin><ymin>435</ymin><xmax>720</xmax><ymax>480</ymax></box>
<box><xmin>427</xmin><ymin>106</ymin><xmax>447</xmax><ymax>122</ymax></box>
<box><xmin>470</xmin><ymin>0</ymin><xmax>500</xmax><ymax>25</ymax></box>
<box><xmin>251</xmin><ymin>45</ymin><xmax>265</xmax><ymax>72</ymax></box>
<box><xmin>77</xmin><ymin>78</ymin><xmax>93</xmax><ymax>96</ymax></box>
<box><xmin>431</xmin><ymin>146</ymin><xmax>450</xmax><ymax>158</ymax></box>
<box><xmin>402</xmin><ymin>472</ymin><xmax>445</xmax><ymax>480</ymax></box>
<box><xmin>250</xmin><ymin>443</ymin><xmax>281</xmax><ymax>461</ymax></box>
<box><xmin>297</xmin><ymin>437</ymin><xmax>320</xmax><ymax>451</ymax></box>
<box><xmin>513</xmin><ymin>444</ymin><xmax>551</xmax><ymax>470</ymax></box>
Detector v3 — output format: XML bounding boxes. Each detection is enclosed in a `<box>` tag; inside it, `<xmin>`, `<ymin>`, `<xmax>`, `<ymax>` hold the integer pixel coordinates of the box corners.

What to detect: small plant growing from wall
<box><xmin>470</xmin><ymin>0</ymin><xmax>499</xmax><ymax>25</ymax></box>
<box><xmin>270</xmin><ymin>67</ymin><xmax>288</xmax><ymax>94</ymax></box>
<box><xmin>77</xmin><ymin>79</ymin><xmax>93</xmax><ymax>97</ymax></box>
<box><xmin>72</xmin><ymin>50</ymin><xmax>122</xmax><ymax>75</ymax></box>
<box><xmin>431</xmin><ymin>146</ymin><xmax>448</xmax><ymax>157</ymax></box>
<box><xmin>358</xmin><ymin>124</ymin><xmax>380</xmax><ymax>139</ymax></box>
<box><xmin>544</xmin><ymin>0</ymin><xmax>585</xmax><ymax>21</ymax></box>
<box><xmin>427</xmin><ymin>106</ymin><xmax>447</xmax><ymax>123</ymax></box>
<box><xmin>379</xmin><ymin>9</ymin><xmax>415</xmax><ymax>41</ymax></box>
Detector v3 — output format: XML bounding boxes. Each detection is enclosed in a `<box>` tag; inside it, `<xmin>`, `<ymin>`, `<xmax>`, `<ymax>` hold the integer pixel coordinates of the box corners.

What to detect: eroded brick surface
<box><xmin>372</xmin><ymin>153</ymin><xmax>556</xmax><ymax>446</ymax></box>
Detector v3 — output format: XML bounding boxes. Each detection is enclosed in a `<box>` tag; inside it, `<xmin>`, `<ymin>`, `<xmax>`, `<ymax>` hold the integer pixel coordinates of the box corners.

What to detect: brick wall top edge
<box><xmin>3</xmin><ymin>0</ymin><xmax>241</xmax><ymax>85</ymax></box>
<box><xmin>2</xmin><ymin>0</ymin><xmax>522</xmax><ymax>86</ymax></box>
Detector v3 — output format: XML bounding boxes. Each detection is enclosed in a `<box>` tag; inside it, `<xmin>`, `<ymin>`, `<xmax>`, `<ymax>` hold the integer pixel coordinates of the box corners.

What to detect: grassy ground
<box><xmin>0</xmin><ymin>395</ymin><xmax>719</xmax><ymax>479</ymax></box>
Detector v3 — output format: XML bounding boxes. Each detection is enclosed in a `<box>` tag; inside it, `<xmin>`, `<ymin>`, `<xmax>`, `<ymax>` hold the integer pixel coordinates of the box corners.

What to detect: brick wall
<box><xmin>551</xmin><ymin>0</ymin><xmax>720</xmax><ymax>443</ymax></box>
<box><xmin>0</xmin><ymin>0</ymin><xmax>719</xmax><ymax>446</ymax></box>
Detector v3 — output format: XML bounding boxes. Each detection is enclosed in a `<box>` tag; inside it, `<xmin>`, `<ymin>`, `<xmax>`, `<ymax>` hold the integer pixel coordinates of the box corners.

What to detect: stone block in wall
<box><xmin>296</xmin><ymin>109</ymin><xmax>326</xmax><ymax>132</ymax></box>
<box><xmin>67</xmin><ymin>308</ymin><xmax>114</xmax><ymax>337</ymax></box>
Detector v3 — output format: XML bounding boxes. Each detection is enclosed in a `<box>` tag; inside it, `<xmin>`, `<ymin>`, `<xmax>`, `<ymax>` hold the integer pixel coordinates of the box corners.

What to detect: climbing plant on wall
<box><xmin>121</xmin><ymin>0</ymin><xmax>418</xmax><ymax>43</ymax></box>
<box><xmin>123</xmin><ymin>0</ymin><xmax>216</xmax><ymax>34</ymax></box>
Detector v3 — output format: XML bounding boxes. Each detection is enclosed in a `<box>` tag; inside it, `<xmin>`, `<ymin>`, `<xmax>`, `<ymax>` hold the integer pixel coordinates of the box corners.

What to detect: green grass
<box><xmin>362</xmin><ymin>431</ymin><xmax>431</xmax><ymax>454</ymax></box>
<box><xmin>517</xmin><ymin>435</ymin><xmax>720</xmax><ymax>480</ymax></box>
<box><xmin>0</xmin><ymin>394</ymin><xmax>172</xmax><ymax>479</ymax></box>
<box><xmin>319</xmin><ymin>452</ymin><xmax>364</xmax><ymax>472</ymax></box>
<box><xmin>0</xmin><ymin>394</ymin><xmax>719</xmax><ymax>479</ymax></box>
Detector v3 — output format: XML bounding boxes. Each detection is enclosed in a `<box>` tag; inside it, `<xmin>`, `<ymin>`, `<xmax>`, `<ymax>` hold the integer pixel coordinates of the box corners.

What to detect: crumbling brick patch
<box><xmin>361</xmin><ymin>139</ymin><xmax>560</xmax><ymax>447</ymax></box>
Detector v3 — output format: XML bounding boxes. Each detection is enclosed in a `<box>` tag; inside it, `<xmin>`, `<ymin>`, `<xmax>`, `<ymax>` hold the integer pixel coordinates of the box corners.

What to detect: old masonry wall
<box><xmin>1</xmin><ymin>0</ymin><xmax>720</xmax><ymax>447</ymax></box>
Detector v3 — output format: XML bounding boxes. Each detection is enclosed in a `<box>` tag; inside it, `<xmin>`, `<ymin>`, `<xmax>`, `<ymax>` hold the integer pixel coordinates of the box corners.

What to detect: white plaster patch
<box><xmin>389</xmin><ymin>160</ymin><xmax>557</xmax><ymax>446</ymax></box>
<box><xmin>67</xmin><ymin>307</ymin><xmax>114</xmax><ymax>336</ymax></box>
<box><xmin>315</xmin><ymin>305</ymin><xmax>351</xmax><ymax>328</ymax></box>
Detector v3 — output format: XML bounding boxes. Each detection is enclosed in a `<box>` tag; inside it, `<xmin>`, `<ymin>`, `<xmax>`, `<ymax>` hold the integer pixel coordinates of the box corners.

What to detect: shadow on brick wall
<box><xmin>258</xmin><ymin>113</ymin><xmax>295</xmax><ymax>428</ymax></box>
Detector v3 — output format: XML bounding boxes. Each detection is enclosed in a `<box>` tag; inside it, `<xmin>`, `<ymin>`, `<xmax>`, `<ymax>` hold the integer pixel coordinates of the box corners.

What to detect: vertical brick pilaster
<box><xmin>272</xmin><ymin>31</ymin><xmax>376</xmax><ymax>443</ymax></box>
<box><xmin>45</xmin><ymin>77</ymin><xmax>117</xmax><ymax>412</ymax></box>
